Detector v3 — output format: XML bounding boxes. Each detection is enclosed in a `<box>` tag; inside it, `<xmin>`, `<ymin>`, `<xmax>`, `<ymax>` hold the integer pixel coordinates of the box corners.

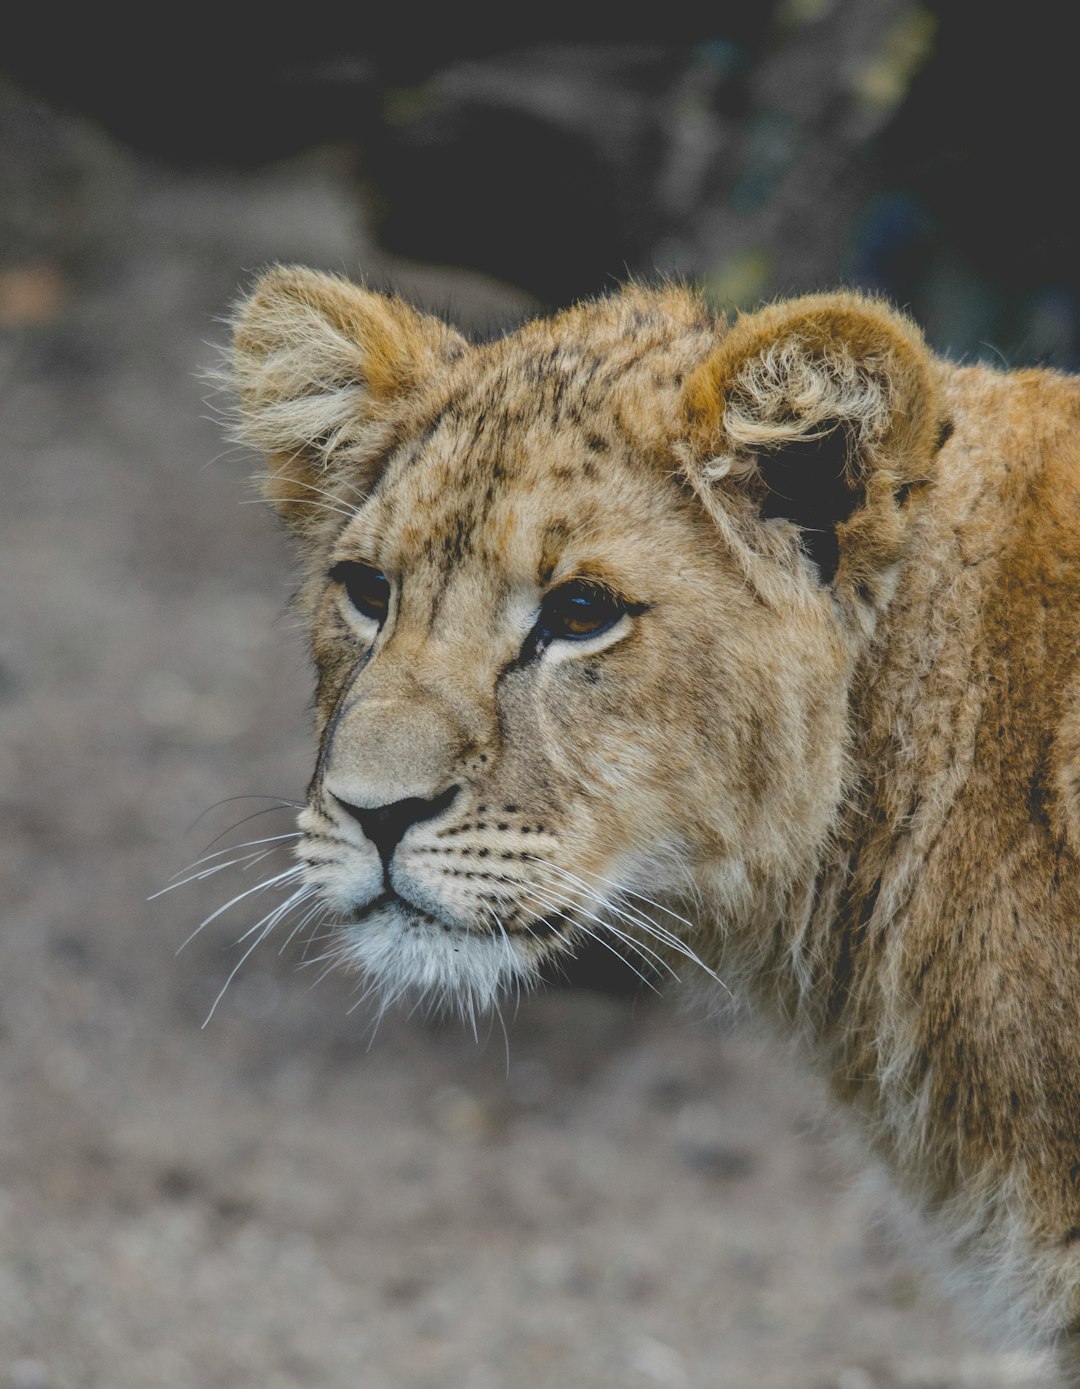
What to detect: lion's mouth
<box><xmin>348</xmin><ymin>886</ymin><xmax>435</xmax><ymax>924</ymax></box>
<box><xmin>351</xmin><ymin>888</ymin><xmax>398</xmax><ymax>920</ymax></box>
<box><xmin>340</xmin><ymin>881</ymin><xmax>569</xmax><ymax>946</ymax></box>
<box><xmin>342</xmin><ymin>885</ymin><xmax>476</xmax><ymax>937</ymax></box>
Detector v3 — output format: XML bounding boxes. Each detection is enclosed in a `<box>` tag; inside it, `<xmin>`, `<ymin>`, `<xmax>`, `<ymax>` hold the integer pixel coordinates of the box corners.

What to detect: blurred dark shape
<box><xmin>4</xmin><ymin>28</ymin><xmax>382</xmax><ymax>166</ymax></box>
<box><xmin>0</xmin><ymin>23</ymin><xmax>772</xmax><ymax>167</ymax></box>
<box><xmin>2</xmin><ymin>26</ymin><xmax>778</xmax><ymax>306</ymax></box>
<box><xmin>869</xmin><ymin>5</ymin><xmax>1080</xmax><ymax>367</ymax></box>
<box><xmin>366</xmin><ymin>46</ymin><xmax>691</xmax><ymax>305</ymax></box>
<box><xmin>5</xmin><ymin>8</ymin><xmax>1079</xmax><ymax>367</ymax></box>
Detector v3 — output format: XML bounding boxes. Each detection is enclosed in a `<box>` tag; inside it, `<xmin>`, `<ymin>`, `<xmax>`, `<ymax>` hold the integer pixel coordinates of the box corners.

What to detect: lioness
<box><xmin>228</xmin><ymin>267</ymin><xmax>1080</xmax><ymax>1378</ymax></box>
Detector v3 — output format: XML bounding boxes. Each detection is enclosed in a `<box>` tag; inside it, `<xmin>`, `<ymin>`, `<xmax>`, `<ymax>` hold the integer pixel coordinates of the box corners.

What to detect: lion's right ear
<box><xmin>228</xmin><ymin>266</ymin><xmax>467</xmax><ymax>531</ymax></box>
<box><xmin>678</xmin><ymin>292</ymin><xmax>943</xmax><ymax>604</ymax></box>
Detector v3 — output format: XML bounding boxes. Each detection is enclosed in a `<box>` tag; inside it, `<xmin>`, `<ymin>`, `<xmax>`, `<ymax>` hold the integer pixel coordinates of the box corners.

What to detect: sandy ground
<box><xmin>0</xmin><ymin>87</ymin><xmax>1053</xmax><ymax>1388</ymax></box>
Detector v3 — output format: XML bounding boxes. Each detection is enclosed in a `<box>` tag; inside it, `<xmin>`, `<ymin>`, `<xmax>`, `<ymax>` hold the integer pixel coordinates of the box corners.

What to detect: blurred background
<box><xmin>0</xmin><ymin>8</ymin><xmax>1069</xmax><ymax>1387</ymax></box>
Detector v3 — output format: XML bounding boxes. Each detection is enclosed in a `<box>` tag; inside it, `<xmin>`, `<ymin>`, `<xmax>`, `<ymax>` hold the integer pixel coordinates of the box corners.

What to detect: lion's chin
<box><xmin>334</xmin><ymin>899</ymin><xmax>539</xmax><ymax>1016</ymax></box>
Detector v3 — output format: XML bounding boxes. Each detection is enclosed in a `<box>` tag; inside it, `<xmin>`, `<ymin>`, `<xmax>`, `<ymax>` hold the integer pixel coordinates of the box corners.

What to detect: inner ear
<box><xmin>756</xmin><ymin>420</ymin><xmax>860</xmax><ymax>583</ymax></box>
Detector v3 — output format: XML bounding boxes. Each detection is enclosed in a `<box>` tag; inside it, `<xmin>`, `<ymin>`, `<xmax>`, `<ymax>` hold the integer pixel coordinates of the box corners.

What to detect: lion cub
<box><xmin>228</xmin><ymin>267</ymin><xmax>1080</xmax><ymax>1379</ymax></box>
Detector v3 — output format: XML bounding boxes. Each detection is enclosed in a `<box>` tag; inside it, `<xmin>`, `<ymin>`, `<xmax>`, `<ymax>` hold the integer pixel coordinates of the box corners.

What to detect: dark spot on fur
<box><xmin>585</xmin><ymin>433</ymin><xmax>609</xmax><ymax>453</ymax></box>
<box><xmin>538</xmin><ymin>519</ymin><xmax>573</xmax><ymax>585</ymax></box>
<box><xmin>409</xmin><ymin>399</ymin><xmax>453</xmax><ymax>457</ymax></box>
<box><xmin>935</xmin><ymin>417</ymin><xmax>955</xmax><ymax>452</ymax></box>
<box><xmin>469</xmin><ymin>410</ymin><xmax>489</xmax><ymax>447</ymax></box>
<box><xmin>1027</xmin><ymin>755</ymin><xmax>1054</xmax><ymax>831</ymax></box>
<box><xmin>825</xmin><ymin>872</ymin><xmax>883</xmax><ymax>1024</ymax></box>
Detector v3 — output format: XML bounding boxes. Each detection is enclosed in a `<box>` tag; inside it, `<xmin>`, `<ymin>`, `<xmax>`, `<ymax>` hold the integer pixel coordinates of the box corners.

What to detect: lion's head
<box><xmin>229</xmin><ymin>268</ymin><xmax>941</xmax><ymax>1014</ymax></box>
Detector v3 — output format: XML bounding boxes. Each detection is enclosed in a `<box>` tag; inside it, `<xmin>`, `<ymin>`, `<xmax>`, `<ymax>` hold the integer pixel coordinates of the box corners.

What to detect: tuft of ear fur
<box><xmin>229</xmin><ymin>266</ymin><xmax>467</xmax><ymax>532</ymax></box>
<box><xmin>680</xmin><ymin>292</ymin><xmax>943</xmax><ymax>597</ymax></box>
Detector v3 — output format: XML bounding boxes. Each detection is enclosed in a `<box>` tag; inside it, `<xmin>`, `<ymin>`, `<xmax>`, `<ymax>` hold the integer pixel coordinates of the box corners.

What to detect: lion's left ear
<box><xmin>229</xmin><ymin>265</ymin><xmax>468</xmax><ymax>535</ymax></box>
<box><xmin>680</xmin><ymin>292</ymin><xmax>944</xmax><ymax>595</ymax></box>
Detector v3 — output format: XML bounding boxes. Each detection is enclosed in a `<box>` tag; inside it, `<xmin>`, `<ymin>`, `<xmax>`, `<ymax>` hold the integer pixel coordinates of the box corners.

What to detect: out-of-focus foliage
<box><xmin>4</xmin><ymin>5</ymin><xmax>1077</xmax><ymax>367</ymax></box>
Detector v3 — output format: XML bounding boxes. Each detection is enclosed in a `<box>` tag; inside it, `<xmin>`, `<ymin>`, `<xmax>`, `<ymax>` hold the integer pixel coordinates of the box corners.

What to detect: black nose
<box><xmin>331</xmin><ymin>785</ymin><xmax>460</xmax><ymax>869</ymax></box>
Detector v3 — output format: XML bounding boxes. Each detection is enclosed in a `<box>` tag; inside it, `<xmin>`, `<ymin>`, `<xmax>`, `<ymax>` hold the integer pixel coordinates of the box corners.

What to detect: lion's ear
<box><xmin>229</xmin><ymin>266</ymin><xmax>467</xmax><ymax>531</ymax></box>
<box><xmin>680</xmin><ymin>292</ymin><xmax>943</xmax><ymax>594</ymax></box>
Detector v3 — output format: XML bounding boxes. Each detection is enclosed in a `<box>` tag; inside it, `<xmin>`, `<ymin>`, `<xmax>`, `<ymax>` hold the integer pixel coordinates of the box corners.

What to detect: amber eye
<box><xmin>329</xmin><ymin>561</ymin><xmax>391</xmax><ymax>624</ymax></box>
<box><xmin>539</xmin><ymin>580</ymin><xmax>627</xmax><ymax>641</ymax></box>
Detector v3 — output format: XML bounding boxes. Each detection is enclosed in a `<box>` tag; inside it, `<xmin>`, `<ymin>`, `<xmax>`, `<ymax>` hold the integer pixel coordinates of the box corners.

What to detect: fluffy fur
<box><xmin>228</xmin><ymin>266</ymin><xmax>1080</xmax><ymax>1379</ymax></box>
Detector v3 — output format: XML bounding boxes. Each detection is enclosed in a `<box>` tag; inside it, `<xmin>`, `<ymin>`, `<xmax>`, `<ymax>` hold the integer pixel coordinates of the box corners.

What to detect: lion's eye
<box><xmin>329</xmin><ymin>561</ymin><xmax>391</xmax><ymax>624</ymax></box>
<box><xmin>540</xmin><ymin>580</ymin><xmax>626</xmax><ymax>641</ymax></box>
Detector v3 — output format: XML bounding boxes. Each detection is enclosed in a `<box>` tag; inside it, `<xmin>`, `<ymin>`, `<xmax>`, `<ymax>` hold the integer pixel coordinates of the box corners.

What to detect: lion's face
<box><xmin>300</xmin><ymin>380</ymin><xmax>843</xmax><ymax>1006</ymax></box>
<box><xmin>230</xmin><ymin>270</ymin><xmax>940</xmax><ymax>1010</ymax></box>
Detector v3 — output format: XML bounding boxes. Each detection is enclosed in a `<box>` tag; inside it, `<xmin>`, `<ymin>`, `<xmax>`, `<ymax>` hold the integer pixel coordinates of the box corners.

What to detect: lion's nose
<box><xmin>330</xmin><ymin>784</ymin><xmax>460</xmax><ymax>869</ymax></box>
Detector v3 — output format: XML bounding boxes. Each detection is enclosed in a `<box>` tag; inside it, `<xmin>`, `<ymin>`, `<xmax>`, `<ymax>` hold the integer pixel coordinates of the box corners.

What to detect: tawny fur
<box><xmin>227</xmin><ymin>266</ymin><xmax>1080</xmax><ymax>1380</ymax></box>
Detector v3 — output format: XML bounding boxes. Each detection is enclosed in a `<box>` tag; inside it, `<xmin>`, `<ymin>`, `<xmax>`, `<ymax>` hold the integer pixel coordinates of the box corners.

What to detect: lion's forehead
<box><xmin>366</xmin><ymin>400</ymin><xmax>678</xmax><ymax>589</ymax></box>
<box><xmin>386</xmin><ymin>321</ymin><xmax>707</xmax><ymax>477</ymax></box>
<box><xmin>332</xmin><ymin>314</ymin><xmax>722</xmax><ymax>632</ymax></box>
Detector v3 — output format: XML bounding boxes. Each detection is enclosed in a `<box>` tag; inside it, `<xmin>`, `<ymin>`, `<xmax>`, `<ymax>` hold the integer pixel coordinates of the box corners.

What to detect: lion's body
<box><xmin>800</xmin><ymin>365</ymin><xmax>1080</xmax><ymax>1351</ymax></box>
<box><xmin>229</xmin><ymin>269</ymin><xmax>1080</xmax><ymax>1377</ymax></box>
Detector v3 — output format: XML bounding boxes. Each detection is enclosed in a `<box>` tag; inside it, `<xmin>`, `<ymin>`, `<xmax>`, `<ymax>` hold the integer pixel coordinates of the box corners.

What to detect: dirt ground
<box><xmin>0</xmin><ymin>86</ymin><xmax>1053</xmax><ymax>1388</ymax></box>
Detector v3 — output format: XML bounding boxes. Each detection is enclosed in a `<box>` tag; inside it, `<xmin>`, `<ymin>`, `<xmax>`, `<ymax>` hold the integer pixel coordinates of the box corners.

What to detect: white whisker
<box><xmin>533</xmin><ymin>860</ymin><xmax>730</xmax><ymax>995</ymax></box>
<box><xmin>235</xmin><ymin>882</ymin><xmax>316</xmax><ymax>945</ymax></box>
<box><xmin>283</xmin><ymin>475</ymin><xmax>362</xmax><ymax>514</ymax></box>
<box><xmin>278</xmin><ymin>898</ymin><xmax>329</xmax><ymax>955</ymax></box>
<box><xmin>546</xmin><ymin>859</ymin><xmax>698</xmax><ymax>932</ymax></box>
<box><xmin>163</xmin><ymin>832</ymin><xmax>303</xmax><ymax>882</ymax></box>
<box><xmin>151</xmin><ymin>843</ymin><xmax>294</xmax><ymax>899</ymax></box>
<box><xmin>525</xmin><ymin>872</ymin><xmax>679</xmax><ymax>979</ymax></box>
<box><xmin>201</xmin><ymin>883</ymin><xmax>315</xmax><ymax>1027</ymax></box>
<box><xmin>519</xmin><ymin>885</ymin><xmax>663</xmax><ymax>994</ymax></box>
<box><xmin>516</xmin><ymin>877</ymin><xmax>669</xmax><ymax>977</ymax></box>
<box><xmin>239</xmin><ymin>496</ymin><xmax>356</xmax><ymax>522</ymax></box>
<box><xmin>176</xmin><ymin>864</ymin><xmax>305</xmax><ymax>953</ymax></box>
